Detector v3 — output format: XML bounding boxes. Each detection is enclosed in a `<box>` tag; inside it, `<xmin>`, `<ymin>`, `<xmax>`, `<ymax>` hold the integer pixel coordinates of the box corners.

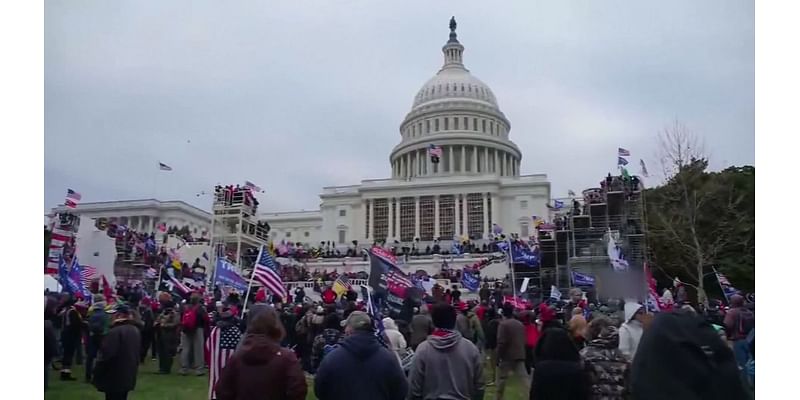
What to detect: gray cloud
<box><xmin>45</xmin><ymin>1</ymin><xmax>754</xmax><ymax>214</ymax></box>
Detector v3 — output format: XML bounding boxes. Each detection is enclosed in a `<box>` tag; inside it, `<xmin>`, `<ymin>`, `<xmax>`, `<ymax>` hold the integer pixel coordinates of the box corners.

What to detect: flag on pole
<box><xmin>158</xmin><ymin>162</ymin><xmax>173</xmax><ymax>171</ymax></box>
<box><xmin>716</xmin><ymin>272</ymin><xmax>731</xmax><ymax>286</ymax></box>
<box><xmin>567</xmin><ymin>189</ymin><xmax>576</xmax><ymax>197</ymax></box>
<box><xmin>618</xmin><ymin>148</ymin><xmax>631</xmax><ymax>157</ymax></box>
<box><xmin>213</xmin><ymin>259</ymin><xmax>249</xmax><ymax>293</ymax></box>
<box><xmin>332</xmin><ymin>276</ymin><xmax>352</xmax><ymax>297</ymax></box>
<box><xmin>639</xmin><ymin>159</ymin><xmax>649</xmax><ymax>177</ymax></box>
<box><xmin>461</xmin><ymin>269</ymin><xmax>480</xmax><ymax>292</ymax></box>
<box><xmin>66</xmin><ymin>189</ymin><xmax>82</xmax><ymax>201</ymax></box>
<box><xmin>553</xmin><ymin>200</ymin><xmax>564</xmax><ymax>209</ymax></box>
<box><xmin>65</xmin><ymin>199</ymin><xmax>78</xmax><ymax>209</ymax></box>
<box><xmin>617</xmin><ymin>157</ymin><xmax>629</xmax><ymax>166</ymax></box>
<box><xmin>80</xmin><ymin>265</ymin><xmax>98</xmax><ymax>288</ymax></box>
<box><xmin>608</xmin><ymin>233</ymin><xmax>629</xmax><ymax>271</ymax></box>
<box><xmin>571</xmin><ymin>271</ymin><xmax>596</xmax><ymax>287</ymax></box>
<box><xmin>360</xmin><ymin>285</ymin><xmax>388</xmax><ymax>348</ymax></box>
<box><xmin>252</xmin><ymin>246</ymin><xmax>288</xmax><ymax>299</ymax></box>
<box><xmin>549</xmin><ymin>285</ymin><xmax>562</xmax><ymax>301</ymax></box>
<box><xmin>428</xmin><ymin>144</ymin><xmax>443</xmax><ymax>158</ymax></box>
<box><xmin>244</xmin><ymin>180</ymin><xmax>262</xmax><ymax>192</ymax></box>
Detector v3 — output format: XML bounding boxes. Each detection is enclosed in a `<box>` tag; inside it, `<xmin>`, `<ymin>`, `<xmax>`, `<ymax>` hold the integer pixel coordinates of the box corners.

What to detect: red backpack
<box><xmin>181</xmin><ymin>306</ymin><xmax>198</xmax><ymax>331</ymax></box>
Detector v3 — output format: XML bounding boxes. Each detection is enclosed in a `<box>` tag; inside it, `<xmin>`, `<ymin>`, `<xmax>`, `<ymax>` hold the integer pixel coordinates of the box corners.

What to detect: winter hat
<box><xmin>341</xmin><ymin>311</ymin><xmax>372</xmax><ymax>332</ymax></box>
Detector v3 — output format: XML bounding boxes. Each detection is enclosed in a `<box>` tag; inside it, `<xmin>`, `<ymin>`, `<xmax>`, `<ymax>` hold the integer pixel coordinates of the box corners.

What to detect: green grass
<box><xmin>45</xmin><ymin>358</ymin><xmax>528</xmax><ymax>400</ymax></box>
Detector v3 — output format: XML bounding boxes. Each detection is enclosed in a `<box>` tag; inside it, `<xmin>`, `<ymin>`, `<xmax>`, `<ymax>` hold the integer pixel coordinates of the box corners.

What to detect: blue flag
<box><xmin>360</xmin><ymin>285</ymin><xmax>388</xmax><ymax>348</ymax></box>
<box><xmin>510</xmin><ymin>242</ymin><xmax>539</xmax><ymax>267</ymax></box>
<box><xmin>618</xmin><ymin>156</ymin><xmax>629</xmax><ymax>166</ymax></box>
<box><xmin>554</xmin><ymin>200</ymin><xmax>564</xmax><ymax>209</ymax></box>
<box><xmin>461</xmin><ymin>269</ymin><xmax>480</xmax><ymax>292</ymax></box>
<box><xmin>572</xmin><ymin>271</ymin><xmax>596</xmax><ymax>287</ymax></box>
<box><xmin>214</xmin><ymin>258</ymin><xmax>248</xmax><ymax>293</ymax></box>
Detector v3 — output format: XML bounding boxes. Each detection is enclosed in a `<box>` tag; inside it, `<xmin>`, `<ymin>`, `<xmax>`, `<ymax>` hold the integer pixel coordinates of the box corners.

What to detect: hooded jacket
<box><xmin>382</xmin><ymin>318</ymin><xmax>408</xmax><ymax>364</ymax></box>
<box><xmin>580</xmin><ymin>327</ymin><xmax>630</xmax><ymax>399</ymax></box>
<box><xmin>311</xmin><ymin>328</ymin><xmax>344</xmax><ymax>369</ymax></box>
<box><xmin>215</xmin><ymin>334</ymin><xmax>307</xmax><ymax>400</ymax></box>
<box><xmin>408</xmin><ymin>330</ymin><xmax>484</xmax><ymax>400</ymax></box>
<box><xmin>314</xmin><ymin>331</ymin><xmax>407</xmax><ymax>400</ymax></box>
<box><xmin>93</xmin><ymin>319</ymin><xmax>141</xmax><ymax>393</ymax></box>
<box><xmin>618</xmin><ymin>303</ymin><xmax>644</xmax><ymax>361</ymax></box>
<box><xmin>410</xmin><ymin>311</ymin><xmax>434</xmax><ymax>350</ymax></box>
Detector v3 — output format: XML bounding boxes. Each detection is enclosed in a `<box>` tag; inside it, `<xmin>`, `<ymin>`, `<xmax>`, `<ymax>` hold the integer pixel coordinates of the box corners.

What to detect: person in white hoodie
<box><xmin>382</xmin><ymin>317</ymin><xmax>407</xmax><ymax>365</ymax></box>
<box><xmin>618</xmin><ymin>302</ymin><xmax>645</xmax><ymax>362</ymax></box>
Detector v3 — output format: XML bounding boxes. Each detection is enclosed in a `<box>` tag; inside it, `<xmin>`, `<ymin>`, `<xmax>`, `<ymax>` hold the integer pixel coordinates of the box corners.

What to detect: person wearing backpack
<box><xmin>180</xmin><ymin>293</ymin><xmax>209</xmax><ymax>376</ymax></box>
<box><xmin>311</xmin><ymin>313</ymin><xmax>344</xmax><ymax>371</ymax></box>
<box><xmin>85</xmin><ymin>294</ymin><xmax>110</xmax><ymax>383</ymax></box>
<box><xmin>155</xmin><ymin>301</ymin><xmax>180</xmax><ymax>374</ymax></box>
<box><xmin>723</xmin><ymin>294</ymin><xmax>755</xmax><ymax>374</ymax></box>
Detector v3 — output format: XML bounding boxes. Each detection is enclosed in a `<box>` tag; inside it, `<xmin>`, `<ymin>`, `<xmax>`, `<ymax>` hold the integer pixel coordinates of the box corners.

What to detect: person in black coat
<box><xmin>530</xmin><ymin>327</ymin><xmax>591</xmax><ymax>400</ymax></box>
<box><xmin>315</xmin><ymin>311</ymin><xmax>407</xmax><ymax>400</ymax></box>
<box><xmin>45</xmin><ymin>299</ymin><xmax>59</xmax><ymax>390</ymax></box>
<box><xmin>93</xmin><ymin>304</ymin><xmax>142</xmax><ymax>400</ymax></box>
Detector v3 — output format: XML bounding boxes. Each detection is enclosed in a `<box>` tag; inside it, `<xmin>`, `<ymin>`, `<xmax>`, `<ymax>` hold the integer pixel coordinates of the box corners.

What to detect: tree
<box><xmin>645</xmin><ymin>120</ymin><xmax>754</xmax><ymax>303</ymax></box>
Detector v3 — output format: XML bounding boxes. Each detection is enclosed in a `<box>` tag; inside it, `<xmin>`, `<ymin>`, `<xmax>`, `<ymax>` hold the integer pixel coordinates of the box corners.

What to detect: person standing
<box><xmin>207</xmin><ymin>306</ymin><xmax>243</xmax><ymax>400</ymax></box>
<box><xmin>59</xmin><ymin>296</ymin><xmax>83</xmax><ymax>381</ymax></box>
<box><xmin>723</xmin><ymin>294</ymin><xmax>755</xmax><ymax>373</ymax></box>
<box><xmin>382</xmin><ymin>317</ymin><xmax>408</xmax><ymax>365</ymax></box>
<box><xmin>580</xmin><ymin>317</ymin><xmax>630</xmax><ymax>399</ymax></box>
<box><xmin>214</xmin><ymin>307</ymin><xmax>307</xmax><ymax>400</ymax></box>
<box><xmin>315</xmin><ymin>311</ymin><xmax>408</xmax><ymax>400</ymax></box>
<box><xmin>138</xmin><ymin>299</ymin><xmax>155</xmax><ymax>363</ymax></box>
<box><xmin>85</xmin><ymin>294</ymin><xmax>110</xmax><ymax>383</ymax></box>
<box><xmin>530</xmin><ymin>326</ymin><xmax>590</xmax><ymax>400</ymax></box>
<box><xmin>93</xmin><ymin>304</ymin><xmax>142</xmax><ymax>400</ymax></box>
<box><xmin>155</xmin><ymin>300</ymin><xmax>180</xmax><ymax>374</ymax></box>
<box><xmin>409</xmin><ymin>305</ymin><xmax>434</xmax><ymax>350</ymax></box>
<box><xmin>311</xmin><ymin>313</ymin><xmax>344</xmax><ymax>371</ymax></box>
<box><xmin>180</xmin><ymin>292</ymin><xmax>210</xmax><ymax>376</ymax></box>
<box><xmin>45</xmin><ymin>299</ymin><xmax>59</xmax><ymax>390</ymax></box>
<box><xmin>408</xmin><ymin>303</ymin><xmax>484</xmax><ymax>400</ymax></box>
<box><xmin>618</xmin><ymin>302</ymin><xmax>645</xmax><ymax>362</ymax></box>
<box><xmin>483</xmin><ymin>307</ymin><xmax>500</xmax><ymax>386</ymax></box>
<box><xmin>495</xmin><ymin>303</ymin><xmax>529</xmax><ymax>400</ymax></box>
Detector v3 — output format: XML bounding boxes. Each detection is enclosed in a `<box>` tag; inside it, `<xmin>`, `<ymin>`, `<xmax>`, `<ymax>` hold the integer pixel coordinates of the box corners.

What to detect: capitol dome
<box><xmin>390</xmin><ymin>18</ymin><xmax>522</xmax><ymax>180</ymax></box>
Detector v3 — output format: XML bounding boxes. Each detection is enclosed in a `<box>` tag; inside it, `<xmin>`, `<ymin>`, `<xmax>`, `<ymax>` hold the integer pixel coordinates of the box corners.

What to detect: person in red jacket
<box><xmin>521</xmin><ymin>311</ymin><xmax>541</xmax><ymax>374</ymax></box>
<box><xmin>321</xmin><ymin>286</ymin><xmax>337</xmax><ymax>305</ymax></box>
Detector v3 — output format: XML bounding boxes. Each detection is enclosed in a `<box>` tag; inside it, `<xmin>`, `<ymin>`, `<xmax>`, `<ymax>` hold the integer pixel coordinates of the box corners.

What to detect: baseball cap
<box><xmin>106</xmin><ymin>303</ymin><xmax>131</xmax><ymax>315</ymax></box>
<box><xmin>340</xmin><ymin>311</ymin><xmax>372</xmax><ymax>331</ymax></box>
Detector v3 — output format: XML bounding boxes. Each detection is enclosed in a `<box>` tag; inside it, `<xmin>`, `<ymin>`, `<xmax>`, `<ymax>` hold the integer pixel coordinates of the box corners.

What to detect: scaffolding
<box><xmin>560</xmin><ymin>176</ymin><xmax>647</xmax><ymax>301</ymax></box>
<box><xmin>208</xmin><ymin>187</ymin><xmax>271</xmax><ymax>286</ymax></box>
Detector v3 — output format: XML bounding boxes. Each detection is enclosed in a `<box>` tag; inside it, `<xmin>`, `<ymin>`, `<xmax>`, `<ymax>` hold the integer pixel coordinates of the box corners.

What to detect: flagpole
<box><xmin>241</xmin><ymin>245</ymin><xmax>262</xmax><ymax>315</ymax></box>
<box><xmin>155</xmin><ymin>265</ymin><xmax>164</xmax><ymax>295</ymax></box>
<box><xmin>710</xmin><ymin>265</ymin><xmax>730</xmax><ymax>304</ymax></box>
<box><xmin>208</xmin><ymin>189</ymin><xmax>217</xmax><ymax>289</ymax></box>
<box><xmin>507</xmin><ymin>237</ymin><xmax>518</xmax><ymax>300</ymax></box>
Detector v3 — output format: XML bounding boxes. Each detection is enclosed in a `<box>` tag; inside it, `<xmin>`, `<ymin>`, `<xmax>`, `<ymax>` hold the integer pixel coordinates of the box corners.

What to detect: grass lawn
<box><xmin>45</xmin><ymin>358</ymin><xmax>529</xmax><ymax>400</ymax></box>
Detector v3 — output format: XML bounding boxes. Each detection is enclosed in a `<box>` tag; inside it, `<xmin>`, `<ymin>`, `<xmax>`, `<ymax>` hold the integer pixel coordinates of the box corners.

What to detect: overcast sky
<box><xmin>44</xmin><ymin>1</ymin><xmax>754</xmax><ymax>215</ymax></box>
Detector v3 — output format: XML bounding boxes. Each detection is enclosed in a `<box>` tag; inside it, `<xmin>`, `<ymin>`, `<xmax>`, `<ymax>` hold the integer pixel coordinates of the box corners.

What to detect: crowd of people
<box><xmin>45</xmin><ymin>273</ymin><xmax>754</xmax><ymax>400</ymax></box>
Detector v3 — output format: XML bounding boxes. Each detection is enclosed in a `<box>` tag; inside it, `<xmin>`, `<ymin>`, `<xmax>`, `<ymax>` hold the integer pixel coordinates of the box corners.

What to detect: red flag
<box><xmin>101</xmin><ymin>275</ymin><xmax>114</xmax><ymax>303</ymax></box>
<box><xmin>65</xmin><ymin>199</ymin><xmax>78</xmax><ymax>209</ymax></box>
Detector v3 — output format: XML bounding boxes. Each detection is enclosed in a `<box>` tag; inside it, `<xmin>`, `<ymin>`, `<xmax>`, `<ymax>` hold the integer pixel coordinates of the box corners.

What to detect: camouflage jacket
<box><xmin>580</xmin><ymin>335</ymin><xmax>630</xmax><ymax>400</ymax></box>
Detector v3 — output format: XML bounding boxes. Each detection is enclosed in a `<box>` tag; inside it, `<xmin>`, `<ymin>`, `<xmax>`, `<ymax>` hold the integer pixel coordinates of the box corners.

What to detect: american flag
<box><xmin>163</xmin><ymin>273</ymin><xmax>191</xmax><ymax>295</ymax></box>
<box><xmin>65</xmin><ymin>199</ymin><xmax>78</xmax><ymax>209</ymax></box>
<box><xmin>618</xmin><ymin>147</ymin><xmax>631</xmax><ymax>157</ymax></box>
<box><xmin>252</xmin><ymin>246</ymin><xmax>288</xmax><ymax>299</ymax></box>
<box><xmin>66</xmin><ymin>189</ymin><xmax>82</xmax><ymax>201</ymax></box>
<box><xmin>206</xmin><ymin>324</ymin><xmax>242</xmax><ymax>400</ymax></box>
<box><xmin>158</xmin><ymin>162</ymin><xmax>172</xmax><ymax>171</ymax></box>
<box><xmin>428</xmin><ymin>144</ymin><xmax>443</xmax><ymax>157</ymax></box>
<box><xmin>244</xmin><ymin>180</ymin><xmax>262</xmax><ymax>192</ymax></box>
<box><xmin>716</xmin><ymin>272</ymin><xmax>731</xmax><ymax>287</ymax></box>
<box><xmin>80</xmin><ymin>265</ymin><xmax>97</xmax><ymax>287</ymax></box>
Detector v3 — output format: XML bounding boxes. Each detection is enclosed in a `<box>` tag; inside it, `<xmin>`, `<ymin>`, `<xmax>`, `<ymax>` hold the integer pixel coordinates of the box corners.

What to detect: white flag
<box><xmin>520</xmin><ymin>277</ymin><xmax>531</xmax><ymax>293</ymax></box>
<box><xmin>550</xmin><ymin>285</ymin><xmax>562</xmax><ymax>301</ymax></box>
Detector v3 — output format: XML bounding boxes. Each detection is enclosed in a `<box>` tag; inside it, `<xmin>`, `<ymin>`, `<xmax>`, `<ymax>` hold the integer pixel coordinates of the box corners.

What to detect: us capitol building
<box><xmin>267</xmin><ymin>19</ymin><xmax>551</xmax><ymax>247</ymax></box>
<box><xmin>51</xmin><ymin>19</ymin><xmax>552</xmax><ymax>251</ymax></box>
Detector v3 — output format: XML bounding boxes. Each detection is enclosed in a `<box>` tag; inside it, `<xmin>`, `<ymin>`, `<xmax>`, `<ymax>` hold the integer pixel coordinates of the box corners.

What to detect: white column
<box><xmin>434</xmin><ymin>195</ymin><xmax>440</xmax><ymax>239</ymax></box>
<box><xmin>395</xmin><ymin>198</ymin><xmax>402</xmax><ymax>240</ymax></box>
<box><xmin>368</xmin><ymin>199</ymin><xmax>374</xmax><ymax>241</ymax></box>
<box><xmin>400</xmin><ymin>157</ymin><xmax>405</xmax><ymax>179</ymax></box>
<box><xmin>502</xmin><ymin>152</ymin><xmax>507</xmax><ymax>176</ymax></box>
<box><xmin>414</xmin><ymin>196</ymin><xmax>420</xmax><ymax>239</ymax></box>
<box><xmin>491</xmin><ymin>193</ymin><xmax>499</xmax><ymax>231</ymax></box>
<box><xmin>482</xmin><ymin>193</ymin><xmax>489</xmax><ymax>238</ymax></box>
<box><xmin>148</xmin><ymin>217</ymin><xmax>155</xmax><ymax>234</ymax></box>
<box><xmin>454</xmin><ymin>195</ymin><xmax>461</xmax><ymax>237</ymax></box>
<box><xmin>484</xmin><ymin>147</ymin><xmax>490</xmax><ymax>174</ymax></box>
<box><xmin>462</xmin><ymin>193</ymin><xmax>469</xmax><ymax>238</ymax></box>
<box><xmin>472</xmin><ymin>146</ymin><xmax>478</xmax><ymax>173</ymax></box>
<box><xmin>387</xmin><ymin>198</ymin><xmax>394</xmax><ymax>241</ymax></box>
<box><xmin>427</xmin><ymin>149</ymin><xmax>432</xmax><ymax>176</ymax></box>
<box><xmin>449</xmin><ymin>146</ymin><xmax>454</xmax><ymax>173</ymax></box>
<box><xmin>461</xmin><ymin>146</ymin><xmax>466</xmax><ymax>172</ymax></box>
<box><xmin>494</xmin><ymin>150</ymin><xmax>500</xmax><ymax>175</ymax></box>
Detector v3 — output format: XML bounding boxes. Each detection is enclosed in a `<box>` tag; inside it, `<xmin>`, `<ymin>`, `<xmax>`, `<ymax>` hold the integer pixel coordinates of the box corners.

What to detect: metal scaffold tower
<box><xmin>208</xmin><ymin>186</ymin><xmax>271</xmax><ymax>285</ymax></box>
<box><xmin>549</xmin><ymin>174</ymin><xmax>648</xmax><ymax>300</ymax></box>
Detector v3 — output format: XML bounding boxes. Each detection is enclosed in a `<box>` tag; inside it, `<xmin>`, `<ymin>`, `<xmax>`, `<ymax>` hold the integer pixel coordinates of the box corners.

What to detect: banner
<box><xmin>572</xmin><ymin>271</ymin><xmax>596</xmax><ymax>287</ymax></box>
<box><xmin>213</xmin><ymin>259</ymin><xmax>248</xmax><ymax>293</ymax></box>
<box><xmin>461</xmin><ymin>269</ymin><xmax>480</xmax><ymax>292</ymax></box>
